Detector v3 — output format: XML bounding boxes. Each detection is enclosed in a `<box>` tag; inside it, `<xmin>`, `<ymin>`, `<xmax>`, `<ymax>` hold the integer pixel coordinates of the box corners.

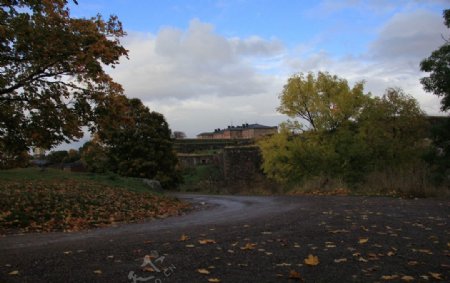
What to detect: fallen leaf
<box><xmin>185</xmin><ymin>244</ymin><xmax>195</xmax><ymax>248</ymax></box>
<box><xmin>143</xmin><ymin>267</ymin><xmax>155</xmax><ymax>272</ymax></box>
<box><xmin>334</xmin><ymin>258</ymin><xmax>347</xmax><ymax>263</ymax></box>
<box><xmin>199</xmin><ymin>239</ymin><xmax>216</xmax><ymax>245</ymax></box>
<box><xmin>208</xmin><ymin>278</ymin><xmax>221</xmax><ymax>282</ymax></box>
<box><xmin>93</xmin><ymin>270</ymin><xmax>102</xmax><ymax>274</ymax></box>
<box><xmin>429</xmin><ymin>272</ymin><xmax>442</xmax><ymax>280</ymax></box>
<box><xmin>289</xmin><ymin>270</ymin><xmax>303</xmax><ymax>281</ymax></box>
<box><xmin>387</xmin><ymin>251</ymin><xmax>396</xmax><ymax>256</ymax></box>
<box><xmin>179</xmin><ymin>234</ymin><xmax>189</xmax><ymax>241</ymax></box>
<box><xmin>240</xmin><ymin>242</ymin><xmax>257</xmax><ymax>250</ymax></box>
<box><xmin>401</xmin><ymin>275</ymin><xmax>414</xmax><ymax>281</ymax></box>
<box><xmin>197</xmin><ymin>268</ymin><xmax>210</xmax><ymax>275</ymax></box>
<box><xmin>8</xmin><ymin>270</ymin><xmax>19</xmax><ymax>275</ymax></box>
<box><xmin>359</xmin><ymin>238</ymin><xmax>369</xmax><ymax>244</ymax></box>
<box><xmin>407</xmin><ymin>261</ymin><xmax>418</xmax><ymax>266</ymax></box>
<box><xmin>381</xmin><ymin>275</ymin><xmax>399</xmax><ymax>280</ymax></box>
<box><xmin>304</xmin><ymin>254</ymin><xmax>319</xmax><ymax>266</ymax></box>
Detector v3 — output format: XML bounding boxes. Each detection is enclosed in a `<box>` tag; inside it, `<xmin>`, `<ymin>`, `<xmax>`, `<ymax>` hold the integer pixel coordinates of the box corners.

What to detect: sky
<box><xmin>61</xmin><ymin>0</ymin><xmax>449</xmax><ymax>148</ymax></box>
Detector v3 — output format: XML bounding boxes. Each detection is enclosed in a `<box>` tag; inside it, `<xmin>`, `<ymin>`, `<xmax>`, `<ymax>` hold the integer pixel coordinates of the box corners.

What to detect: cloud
<box><xmin>284</xmin><ymin>9</ymin><xmax>446</xmax><ymax>116</ymax></box>
<box><xmin>110</xmin><ymin>19</ymin><xmax>284</xmax><ymax>101</ymax></box>
<box><xmin>369</xmin><ymin>10</ymin><xmax>448</xmax><ymax>61</ymax></box>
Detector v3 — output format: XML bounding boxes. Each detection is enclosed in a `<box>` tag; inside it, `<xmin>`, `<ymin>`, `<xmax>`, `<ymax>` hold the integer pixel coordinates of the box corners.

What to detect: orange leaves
<box><xmin>198</xmin><ymin>239</ymin><xmax>216</xmax><ymax>245</ymax></box>
<box><xmin>179</xmin><ymin>234</ymin><xmax>189</xmax><ymax>241</ymax></box>
<box><xmin>240</xmin><ymin>242</ymin><xmax>257</xmax><ymax>250</ymax></box>
<box><xmin>289</xmin><ymin>270</ymin><xmax>303</xmax><ymax>281</ymax></box>
<box><xmin>0</xmin><ymin>178</ymin><xmax>189</xmax><ymax>233</ymax></box>
<box><xmin>304</xmin><ymin>254</ymin><xmax>319</xmax><ymax>266</ymax></box>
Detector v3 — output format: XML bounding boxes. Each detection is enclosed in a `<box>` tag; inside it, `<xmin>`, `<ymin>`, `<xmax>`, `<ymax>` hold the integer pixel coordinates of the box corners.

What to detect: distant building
<box><xmin>197</xmin><ymin>123</ymin><xmax>277</xmax><ymax>140</ymax></box>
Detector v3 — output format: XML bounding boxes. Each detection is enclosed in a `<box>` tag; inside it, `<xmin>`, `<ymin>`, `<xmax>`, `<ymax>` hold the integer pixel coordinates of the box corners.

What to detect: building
<box><xmin>197</xmin><ymin>123</ymin><xmax>277</xmax><ymax>140</ymax></box>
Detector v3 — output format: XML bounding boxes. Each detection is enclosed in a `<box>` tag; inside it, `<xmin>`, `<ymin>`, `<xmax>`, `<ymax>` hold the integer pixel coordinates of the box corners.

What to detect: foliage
<box><xmin>277</xmin><ymin>71</ymin><xmax>367</xmax><ymax>131</ymax></box>
<box><xmin>0</xmin><ymin>0</ymin><xmax>128</xmax><ymax>163</ymax></box>
<box><xmin>260</xmin><ymin>73</ymin><xmax>429</xmax><ymax>194</ymax></box>
<box><xmin>420</xmin><ymin>9</ymin><xmax>450</xmax><ymax>112</ymax></box>
<box><xmin>84</xmin><ymin>97</ymin><xmax>181</xmax><ymax>188</ymax></box>
<box><xmin>0</xmin><ymin>168</ymin><xmax>189</xmax><ymax>233</ymax></box>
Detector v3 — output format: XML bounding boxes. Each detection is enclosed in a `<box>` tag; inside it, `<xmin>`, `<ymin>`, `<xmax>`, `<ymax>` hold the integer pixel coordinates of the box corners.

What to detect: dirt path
<box><xmin>0</xmin><ymin>194</ymin><xmax>449</xmax><ymax>282</ymax></box>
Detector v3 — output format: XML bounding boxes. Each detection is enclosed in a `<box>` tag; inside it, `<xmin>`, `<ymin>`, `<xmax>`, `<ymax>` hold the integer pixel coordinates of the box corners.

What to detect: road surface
<box><xmin>0</xmin><ymin>194</ymin><xmax>449</xmax><ymax>282</ymax></box>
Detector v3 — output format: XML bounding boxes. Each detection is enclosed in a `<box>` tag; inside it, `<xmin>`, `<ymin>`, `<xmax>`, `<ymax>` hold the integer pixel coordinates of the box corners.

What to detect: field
<box><xmin>0</xmin><ymin>168</ymin><xmax>189</xmax><ymax>234</ymax></box>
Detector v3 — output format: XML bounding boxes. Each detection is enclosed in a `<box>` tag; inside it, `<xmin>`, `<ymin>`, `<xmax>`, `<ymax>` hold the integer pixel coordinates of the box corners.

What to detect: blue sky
<box><xmin>61</xmin><ymin>0</ymin><xmax>449</xmax><ymax>148</ymax></box>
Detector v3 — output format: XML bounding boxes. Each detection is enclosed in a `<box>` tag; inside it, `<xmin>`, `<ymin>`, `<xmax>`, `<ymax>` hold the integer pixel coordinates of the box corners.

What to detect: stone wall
<box><xmin>222</xmin><ymin>146</ymin><xmax>262</xmax><ymax>185</ymax></box>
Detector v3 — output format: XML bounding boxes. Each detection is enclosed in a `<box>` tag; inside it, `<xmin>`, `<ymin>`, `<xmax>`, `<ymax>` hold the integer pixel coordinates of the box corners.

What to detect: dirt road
<box><xmin>1</xmin><ymin>194</ymin><xmax>449</xmax><ymax>282</ymax></box>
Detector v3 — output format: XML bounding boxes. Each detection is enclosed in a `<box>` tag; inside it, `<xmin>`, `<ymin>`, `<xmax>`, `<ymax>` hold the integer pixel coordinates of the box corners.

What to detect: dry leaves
<box><xmin>304</xmin><ymin>254</ymin><xmax>319</xmax><ymax>266</ymax></box>
<box><xmin>199</xmin><ymin>239</ymin><xmax>216</xmax><ymax>245</ymax></box>
<box><xmin>208</xmin><ymin>278</ymin><xmax>221</xmax><ymax>282</ymax></box>
<box><xmin>289</xmin><ymin>270</ymin><xmax>303</xmax><ymax>281</ymax></box>
<box><xmin>240</xmin><ymin>242</ymin><xmax>257</xmax><ymax>250</ymax></box>
<box><xmin>358</xmin><ymin>238</ymin><xmax>369</xmax><ymax>244</ymax></box>
<box><xmin>197</xmin><ymin>268</ymin><xmax>210</xmax><ymax>275</ymax></box>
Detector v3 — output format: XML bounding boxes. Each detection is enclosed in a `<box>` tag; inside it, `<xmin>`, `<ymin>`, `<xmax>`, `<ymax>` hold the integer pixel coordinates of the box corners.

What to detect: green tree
<box><xmin>420</xmin><ymin>9</ymin><xmax>450</xmax><ymax>111</ymax></box>
<box><xmin>0</xmin><ymin>0</ymin><xmax>128</xmax><ymax>164</ymax></box>
<box><xmin>277</xmin><ymin>71</ymin><xmax>367</xmax><ymax>131</ymax></box>
<box><xmin>95</xmin><ymin>97</ymin><xmax>180</xmax><ymax>188</ymax></box>
<box><xmin>260</xmin><ymin>72</ymin><xmax>427</xmax><ymax>187</ymax></box>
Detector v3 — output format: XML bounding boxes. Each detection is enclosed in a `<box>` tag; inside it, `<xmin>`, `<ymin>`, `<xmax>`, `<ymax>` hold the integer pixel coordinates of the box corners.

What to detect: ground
<box><xmin>0</xmin><ymin>194</ymin><xmax>449</xmax><ymax>282</ymax></box>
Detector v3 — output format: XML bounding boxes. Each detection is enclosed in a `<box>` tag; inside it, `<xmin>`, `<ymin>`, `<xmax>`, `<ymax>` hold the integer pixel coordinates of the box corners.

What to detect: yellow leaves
<box><xmin>179</xmin><ymin>234</ymin><xmax>189</xmax><ymax>241</ymax></box>
<box><xmin>358</xmin><ymin>238</ymin><xmax>369</xmax><ymax>244</ymax></box>
<box><xmin>304</xmin><ymin>254</ymin><xmax>319</xmax><ymax>266</ymax></box>
<box><xmin>93</xmin><ymin>270</ymin><xmax>102</xmax><ymax>275</ymax></box>
<box><xmin>401</xmin><ymin>275</ymin><xmax>414</xmax><ymax>281</ymax></box>
<box><xmin>197</xmin><ymin>268</ymin><xmax>210</xmax><ymax>275</ymax></box>
<box><xmin>240</xmin><ymin>242</ymin><xmax>257</xmax><ymax>250</ymax></box>
<box><xmin>208</xmin><ymin>278</ymin><xmax>221</xmax><ymax>283</ymax></box>
<box><xmin>198</xmin><ymin>239</ymin><xmax>216</xmax><ymax>245</ymax></box>
<box><xmin>8</xmin><ymin>270</ymin><xmax>19</xmax><ymax>275</ymax></box>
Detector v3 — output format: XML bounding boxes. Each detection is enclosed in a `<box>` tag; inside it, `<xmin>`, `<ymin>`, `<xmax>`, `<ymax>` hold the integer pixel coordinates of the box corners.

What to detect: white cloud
<box><xmin>285</xmin><ymin>9</ymin><xmax>446</xmax><ymax>116</ymax></box>
<box><xmin>110</xmin><ymin>19</ymin><xmax>284</xmax><ymax>101</ymax></box>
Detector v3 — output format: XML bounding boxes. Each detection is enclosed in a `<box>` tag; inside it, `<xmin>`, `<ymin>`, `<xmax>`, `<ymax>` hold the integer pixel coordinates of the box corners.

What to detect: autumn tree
<box><xmin>0</xmin><ymin>0</ymin><xmax>128</xmax><ymax>165</ymax></box>
<box><xmin>88</xmin><ymin>96</ymin><xmax>180</xmax><ymax>189</ymax></box>
<box><xmin>277</xmin><ymin>72</ymin><xmax>367</xmax><ymax>132</ymax></box>
<box><xmin>260</xmin><ymin>72</ymin><xmax>427</xmax><ymax>186</ymax></box>
<box><xmin>420</xmin><ymin>9</ymin><xmax>450</xmax><ymax>112</ymax></box>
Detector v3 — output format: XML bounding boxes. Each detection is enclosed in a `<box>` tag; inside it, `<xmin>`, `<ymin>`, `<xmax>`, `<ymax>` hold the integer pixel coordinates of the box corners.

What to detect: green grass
<box><xmin>0</xmin><ymin>167</ymin><xmax>156</xmax><ymax>193</ymax></box>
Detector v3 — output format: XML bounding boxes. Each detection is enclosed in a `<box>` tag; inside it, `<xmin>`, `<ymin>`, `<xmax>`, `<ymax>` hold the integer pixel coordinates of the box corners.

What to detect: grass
<box><xmin>0</xmin><ymin>168</ymin><xmax>190</xmax><ymax>234</ymax></box>
<box><xmin>0</xmin><ymin>167</ymin><xmax>155</xmax><ymax>193</ymax></box>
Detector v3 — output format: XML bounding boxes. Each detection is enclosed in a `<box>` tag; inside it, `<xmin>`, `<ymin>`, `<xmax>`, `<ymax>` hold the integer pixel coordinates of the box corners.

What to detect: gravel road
<box><xmin>0</xmin><ymin>194</ymin><xmax>449</xmax><ymax>282</ymax></box>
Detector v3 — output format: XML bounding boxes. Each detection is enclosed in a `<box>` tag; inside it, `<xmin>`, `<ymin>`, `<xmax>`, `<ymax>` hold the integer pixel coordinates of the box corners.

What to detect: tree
<box><xmin>277</xmin><ymin>72</ymin><xmax>368</xmax><ymax>132</ymax></box>
<box><xmin>0</xmin><ymin>0</ymin><xmax>128</xmax><ymax>162</ymax></box>
<box><xmin>420</xmin><ymin>9</ymin><xmax>450</xmax><ymax>112</ymax></box>
<box><xmin>260</xmin><ymin>72</ymin><xmax>427</xmax><ymax>186</ymax></box>
<box><xmin>172</xmin><ymin>131</ymin><xmax>187</xmax><ymax>139</ymax></box>
<box><xmin>93</xmin><ymin>96</ymin><xmax>180</xmax><ymax>188</ymax></box>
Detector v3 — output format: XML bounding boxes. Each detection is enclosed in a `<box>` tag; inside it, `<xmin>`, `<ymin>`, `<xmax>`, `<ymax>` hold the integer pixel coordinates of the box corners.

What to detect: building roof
<box><xmin>196</xmin><ymin>123</ymin><xmax>277</xmax><ymax>137</ymax></box>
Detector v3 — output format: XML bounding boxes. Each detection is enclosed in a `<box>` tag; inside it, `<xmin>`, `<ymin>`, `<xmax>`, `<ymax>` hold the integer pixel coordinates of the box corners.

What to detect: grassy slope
<box><xmin>0</xmin><ymin>168</ymin><xmax>189</xmax><ymax>234</ymax></box>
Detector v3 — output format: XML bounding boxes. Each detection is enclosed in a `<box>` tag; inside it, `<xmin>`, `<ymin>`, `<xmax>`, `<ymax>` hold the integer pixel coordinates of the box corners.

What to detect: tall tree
<box><xmin>0</xmin><ymin>0</ymin><xmax>128</xmax><ymax>163</ymax></box>
<box><xmin>420</xmin><ymin>9</ymin><xmax>450</xmax><ymax>112</ymax></box>
<box><xmin>277</xmin><ymin>71</ymin><xmax>367</xmax><ymax>132</ymax></box>
<box><xmin>93</xmin><ymin>96</ymin><xmax>180</xmax><ymax>188</ymax></box>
